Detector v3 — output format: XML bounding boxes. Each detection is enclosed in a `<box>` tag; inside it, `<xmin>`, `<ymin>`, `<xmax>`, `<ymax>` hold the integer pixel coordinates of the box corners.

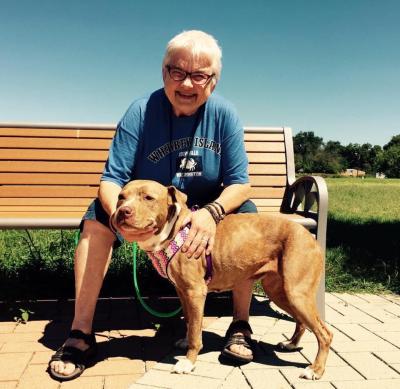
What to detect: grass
<box><xmin>326</xmin><ymin>177</ymin><xmax>400</xmax><ymax>222</ymax></box>
<box><xmin>1</xmin><ymin>177</ymin><xmax>399</xmax><ymax>299</ymax></box>
<box><xmin>325</xmin><ymin>177</ymin><xmax>399</xmax><ymax>294</ymax></box>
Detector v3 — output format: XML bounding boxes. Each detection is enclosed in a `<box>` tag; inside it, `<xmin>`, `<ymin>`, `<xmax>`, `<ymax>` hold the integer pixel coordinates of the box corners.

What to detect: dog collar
<box><xmin>146</xmin><ymin>224</ymin><xmax>212</xmax><ymax>285</ymax></box>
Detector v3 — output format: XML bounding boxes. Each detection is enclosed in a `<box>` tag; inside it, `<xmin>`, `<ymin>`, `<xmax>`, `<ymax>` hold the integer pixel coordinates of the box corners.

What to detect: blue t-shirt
<box><xmin>102</xmin><ymin>88</ymin><xmax>249</xmax><ymax>206</ymax></box>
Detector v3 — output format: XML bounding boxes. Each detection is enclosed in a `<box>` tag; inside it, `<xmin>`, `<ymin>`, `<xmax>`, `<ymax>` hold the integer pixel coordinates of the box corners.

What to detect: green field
<box><xmin>325</xmin><ymin>177</ymin><xmax>399</xmax><ymax>293</ymax></box>
<box><xmin>1</xmin><ymin>177</ymin><xmax>399</xmax><ymax>299</ymax></box>
<box><xmin>326</xmin><ymin>177</ymin><xmax>400</xmax><ymax>222</ymax></box>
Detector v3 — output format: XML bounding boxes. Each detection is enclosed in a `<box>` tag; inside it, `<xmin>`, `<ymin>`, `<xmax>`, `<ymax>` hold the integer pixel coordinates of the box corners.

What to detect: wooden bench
<box><xmin>0</xmin><ymin>123</ymin><xmax>328</xmax><ymax>316</ymax></box>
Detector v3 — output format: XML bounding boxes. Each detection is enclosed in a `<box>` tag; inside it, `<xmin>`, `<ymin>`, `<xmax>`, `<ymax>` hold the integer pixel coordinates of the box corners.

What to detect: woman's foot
<box><xmin>49</xmin><ymin>330</ymin><xmax>97</xmax><ymax>381</ymax></box>
<box><xmin>221</xmin><ymin>320</ymin><xmax>254</xmax><ymax>362</ymax></box>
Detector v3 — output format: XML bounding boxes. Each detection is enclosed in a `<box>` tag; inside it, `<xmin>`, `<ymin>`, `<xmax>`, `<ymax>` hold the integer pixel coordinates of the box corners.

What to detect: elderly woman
<box><xmin>49</xmin><ymin>30</ymin><xmax>256</xmax><ymax>381</ymax></box>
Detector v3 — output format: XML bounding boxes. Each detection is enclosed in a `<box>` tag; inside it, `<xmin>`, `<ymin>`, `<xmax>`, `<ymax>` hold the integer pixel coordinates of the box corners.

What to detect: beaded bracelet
<box><xmin>203</xmin><ymin>201</ymin><xmax>226</xmax><ymax>224</ymax></box>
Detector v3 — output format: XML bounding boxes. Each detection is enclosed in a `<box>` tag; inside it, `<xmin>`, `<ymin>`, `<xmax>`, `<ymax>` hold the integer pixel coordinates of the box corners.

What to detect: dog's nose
<box><xmin>119</xmin><ymin>206</ymin><xmax>134</xmax><ymax>218</ymax></box>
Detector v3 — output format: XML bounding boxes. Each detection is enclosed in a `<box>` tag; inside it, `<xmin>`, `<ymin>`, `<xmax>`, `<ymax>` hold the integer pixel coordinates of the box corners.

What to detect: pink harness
<box><xmin>146</xmin><ymin>225</ymin><xmax>212</xmax><ymax>285</ymax></box>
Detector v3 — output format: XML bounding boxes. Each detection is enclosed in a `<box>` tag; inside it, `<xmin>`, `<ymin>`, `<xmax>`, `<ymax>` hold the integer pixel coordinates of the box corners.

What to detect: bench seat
<box><xmin>0</xmin><ymin>123</ymin><xmax>327</xmax><ymax>316</ymax></box>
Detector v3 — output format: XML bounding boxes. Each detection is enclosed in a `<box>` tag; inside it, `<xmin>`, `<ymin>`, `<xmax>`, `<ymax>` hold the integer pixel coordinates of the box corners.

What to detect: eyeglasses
<box><xmin>165</xmin><ymin>65</ymin><xmax>215</xmax><ymax>86</ymax></box>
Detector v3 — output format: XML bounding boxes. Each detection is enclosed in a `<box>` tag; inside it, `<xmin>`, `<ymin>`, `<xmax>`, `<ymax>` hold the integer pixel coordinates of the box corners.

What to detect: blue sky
<box><xmin>1</xmin><ymin>0</ymin><xmax>399</xmax><ymax>146</ymax></box>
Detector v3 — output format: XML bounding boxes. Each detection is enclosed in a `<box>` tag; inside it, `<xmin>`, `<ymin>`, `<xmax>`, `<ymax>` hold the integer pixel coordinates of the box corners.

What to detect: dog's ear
<box><xmin>167</xmin><ymin>186</ymin><xmax>187</xmax><ymax>206</ymax></box>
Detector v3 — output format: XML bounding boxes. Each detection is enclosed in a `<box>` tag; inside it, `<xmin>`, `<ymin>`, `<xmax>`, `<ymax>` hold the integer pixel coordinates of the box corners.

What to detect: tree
<box><xmin>293</xmin><ymin>131</ymin><xmax>324</xmax><ymax>173</ymax></box>
<box><xmin>377</xmin><ymin>135</ymin><xmax>400</xmax><ymax>177</ymax></box>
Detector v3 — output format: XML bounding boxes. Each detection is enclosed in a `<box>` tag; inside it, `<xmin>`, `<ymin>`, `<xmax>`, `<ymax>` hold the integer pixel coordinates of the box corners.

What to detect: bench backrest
<box><xmin>0</xmin><ymin>123</ymin><xmax>295</xmax><ymax>225</ymax></box>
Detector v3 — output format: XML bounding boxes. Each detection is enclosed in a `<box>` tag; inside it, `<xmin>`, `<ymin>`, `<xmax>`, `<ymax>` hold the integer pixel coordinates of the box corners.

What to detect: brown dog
<box><xmin>111</xmin><ymin>179</ymin><xmax>332</xmax><ymax>379</ymax></box>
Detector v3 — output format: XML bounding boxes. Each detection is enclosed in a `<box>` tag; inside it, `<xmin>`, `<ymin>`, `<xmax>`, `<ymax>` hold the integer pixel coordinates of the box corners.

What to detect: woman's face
<box><xmin>163</xmin><ymin>49</ymin><xmax>217</xmax><ymax>117</ymax></box>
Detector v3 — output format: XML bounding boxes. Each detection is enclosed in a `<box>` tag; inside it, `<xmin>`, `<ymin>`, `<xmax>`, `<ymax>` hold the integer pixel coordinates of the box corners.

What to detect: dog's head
<box><xmin>111</xmin><ymin>180</ymin><xmax>188</xmax><ymax>248</ymax></box>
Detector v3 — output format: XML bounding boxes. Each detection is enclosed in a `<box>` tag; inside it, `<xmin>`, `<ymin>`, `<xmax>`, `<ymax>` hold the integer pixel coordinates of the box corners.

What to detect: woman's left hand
<box><xmin>181</xmin><ymin>208</ymin><xmax>216</xmax><ymax>259</ymax></box>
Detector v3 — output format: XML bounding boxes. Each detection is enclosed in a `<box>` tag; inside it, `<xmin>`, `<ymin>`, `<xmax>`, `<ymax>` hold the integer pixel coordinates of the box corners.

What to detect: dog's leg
<box><xmin>277</xmin><ymin>321</ymin><xmax>306</xmax><ymax>351</ymax></box>
<box><xmin>172</xmin><ymin>286</ymin><xmax>207</xmax><ymax>374</ymax></box>
<box><xmin>285</xmin><ymin>295</ymin><xmax>332</xmax><ymax>380</ymax></box>
<box><xmin>262</xmin><ymin>274</ymin><xmax>307</xmax><ymax>351</ymax></box>
<box><xmin>174</xmin><ymin>288</ymin><xmax>189</xmax><ymax>350</ymax></box>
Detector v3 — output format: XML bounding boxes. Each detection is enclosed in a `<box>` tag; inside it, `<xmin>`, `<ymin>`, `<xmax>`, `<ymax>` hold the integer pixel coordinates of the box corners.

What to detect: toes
<box><xmin>299</xmin><ymin>366</ymin><xmax>320</xmax><ymax>380</ymax></box>
<box><xmin>50</xmin><ymin>361</ymin><xmax>76</xmax><ymax>376</ymax></box>
<box><xmin>277</xmin><ymin>341</ymin><xmax>298</xmax><ymax>351</ymax></box>
<box><xmin>172</xmin><ymin>358</ymin><xmax>195</xmax><ymax>374</ymax></box>
<box><xmin>229</xmin><ymin>344</ymin><xmax>252</xmax><ymax>356</ymax></box>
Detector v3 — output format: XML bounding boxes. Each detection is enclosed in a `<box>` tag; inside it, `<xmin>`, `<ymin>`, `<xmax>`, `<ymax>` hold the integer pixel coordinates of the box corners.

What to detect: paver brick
<box><xmin>104</xmin><ymin>373</ymin><xmax>143</xmax><ymax>389</ymax></box>
<box><xmin>0</xmin><ymin>352</ymin><xmax>32</xmax><ymax>381</ymax></box>
<box><xmin>136</xmin><ymin>369</ymin><xmax>221</xmax><ymax>389</ymax></box>
<box><xmin>30</xmin><ymin>351</ymin><xmax>54</xmax><ymax>364</ymax></box>
<box><xmin>60</xmin><ymin>375</ymin><xmax>104</xmax><ymax>388</ymax></box>
<box><xmin>293</xmin><ymin>381</ymin><xmax>335</xmax><ymax>388</ymax></box>
<box><xmin>333</xmin><ymin>379</ymin><xmax>400</xmax><ymax>389</ymax></box>
<box><xmin>299</xmin><ymin>343</ymin><xmax>347</xmax><ymax>367</ymax></box>
<box><xmin>241</xmin><ymin>348</ymin><xmax>309</xmax><ymax>371</ymax></box>
<box><xmin>17</xmin><ymin>364</ymin><xmax>59</xmax><ymax>389</ymax></box>
<box><xmin>219</xmin><ymin>368</ymin><xmax>251</xmax><ymax>389</ymax></box>
<box><xmin>0</xmin><ymin>323</ymin><xmax>17</xmax><ymax>333</ymax></box>
<box><xmin>333</xmin><ymin>323</ymin><xmax>382</xmax><ymax>341</ymax></box>
<box><xmin>373</xmin><ymin>350</ymin><xmax>400</xmax><ymax>364</ymax></box>
<box><xmin>374</xmin><ymin>331</ymin><xmax>400</xmax><ymax>347</ymax></box>
<box><xmin>0</xmin><ymin>381</ymin><xmax>18</xmax><ymax>389</ymax></box>
<box><xmin>338</xmin><ymin>351</ymin><xmax>400</xmax><ymax>379</ymax></box>
<box><xmin>392</xmin><ymin>364</ymin><xmax>400</xmax><ymax>374</ymax></box>
<box><xmin>0</xmin><ymin>332</ymin><xmax>48</xmax><ymax>343</ymax></box>
<box><xmin>331</xmin><ymin>340</ymin><xmax>397</xmax><ymax>353</ymax></box>
<box><xmin>1</xmin><ymin>341</ymin><xmax>55</xmax><ymax>353</ymax></box>
<box><xmin>13</xmin><ymin>320</ymin><xmax>50</xmax><ymax>333</ymax></box>
<box><xmin>361</xmin><ymin>322</ymin><xmax>400</xmax><ymax>332</ymax></box>
<box><xmin>281</xmin><ymin>366</ymin><xmax>364</xmax><ymax>384</ymax></box>
<box><xmin>82</xmin><ymin>359</ymin><xmax>145</xmax><ymax>376</ymax></box>
<box><xmin>242</xmin><ymin>368</ymin><xmax>291</xmax><ymax>388</ymax></box>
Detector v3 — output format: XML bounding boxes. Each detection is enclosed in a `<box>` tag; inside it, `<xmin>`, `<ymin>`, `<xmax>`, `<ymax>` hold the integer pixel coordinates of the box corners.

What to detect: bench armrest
<box><xmin>281</xmin><ymin>175</ymin><xmax>328</xmax><ymax>253</ymax></box>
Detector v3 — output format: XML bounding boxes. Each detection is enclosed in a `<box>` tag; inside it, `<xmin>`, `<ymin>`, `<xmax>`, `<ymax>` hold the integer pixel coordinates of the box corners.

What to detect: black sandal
<box><xmin>221</xmin><ymin>320</ymin><xmax>254</xmax><ymax>363</ymax></box>
<box><xmin>48</xmin><ymin>329</ymin><xmax>97</xmax><ymax>381</ymax></box>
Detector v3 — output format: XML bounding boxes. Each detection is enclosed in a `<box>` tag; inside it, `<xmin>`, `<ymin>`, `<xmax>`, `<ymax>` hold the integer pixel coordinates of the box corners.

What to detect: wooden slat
<box><xmin>252</xmin><ymin>198</ymin><xmax>282</xmax><ymax>207</ymax></box>
<box><xmin>244</xmin><ymin>133</ymin><xmax>284</xmax><ymax>141</ymax></box>
<box><xmin>0</xmin><ymin>186</ymin><xmax>98</xmax><ymax>198</ymax></box>
<box><xmin>0</xmin><ymin>149</ymin><xmax>108</xmax><ymax>161</ymax></box>
<box><xmin>0</xmin><ymin>173</ymin><xmax>102</xmax><ymax>185</ymax></box>
<box><xmin>247</xmin><ymin>153</ymin><xmax>286</xmax><ymax>163</ymax></box>
<box><xmin>0</xmin><ymin>161</ymin><xmax>105</xmax><ymax>173</ymax></box>
<box><xmin>0</xmin><ymin>137</ymin><xmax>112</xmax><ymax>150</ymax></box>
<box><xmin>0</xmin><ymin>128</ymin><xmax>115</xmax><ymax>138</ymax></box>
<box><xmin>0</xmin><ymin>198</ymin><xmax>92</xmax><ymax>206</ymax></box>
<box><xmin>0</xmin><ymin>211</ymin><xmax>86</xmax><ymax>218</ymax></box>
<box><xmin>248</xmin><ymin>164</ymin><xmax>286</xmax><ymax>175</ymax></box>
<box><xmin>256</xmin><ymin>207</ymin><xmax>281</xmax><ymax>213</ymax></box>
<box><xmin>249</xmin><ymin>175</ymin><xmax>286</xmax><ymax>187</ymax></box>
<box><xmin>245</xmin><ymin>142</ymin><xmax>285</xmax><ymax>152</ymax></box>
<box><xmin>250</xmin><ymin>187</ymin><xmax>285</xmax><ymax>199</ymax></box>
<box><xmin>0</xmin><ymin>206</ymin><xmax>88</xmax><ymax>212</ymax></box>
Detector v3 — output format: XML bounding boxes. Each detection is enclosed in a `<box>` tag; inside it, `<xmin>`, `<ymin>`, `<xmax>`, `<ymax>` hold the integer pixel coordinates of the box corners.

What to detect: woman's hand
<box><xmin>181</xmin><ymin>208</ymin><xmax>216</xmax><ymax>259</ymax></box>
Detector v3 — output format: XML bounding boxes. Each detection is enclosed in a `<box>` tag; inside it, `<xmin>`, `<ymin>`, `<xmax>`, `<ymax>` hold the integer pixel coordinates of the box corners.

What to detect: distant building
<box><xmin>341</xmin><ymin>168</ymin><xmax>366</xmax><ymax>177</ymax></box>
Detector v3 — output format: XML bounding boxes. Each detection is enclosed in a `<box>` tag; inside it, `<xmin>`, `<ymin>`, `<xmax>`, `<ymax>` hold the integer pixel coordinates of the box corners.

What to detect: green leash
<box><xmin>131</xmin><ymin>241</ymin><xmax>182</xmax><ymax>318</ymax></box>
<box><xmin>73</xmin><ymin>231</ymin><xmax>181</xmax><ymax>318</ymax></box>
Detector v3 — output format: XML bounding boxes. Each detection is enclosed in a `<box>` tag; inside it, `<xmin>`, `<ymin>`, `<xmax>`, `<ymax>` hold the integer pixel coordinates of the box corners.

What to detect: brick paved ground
<box><xmin>1</xmin><ymin>293</ymin><xmax>399</xmax><ymax>388</ymax></box>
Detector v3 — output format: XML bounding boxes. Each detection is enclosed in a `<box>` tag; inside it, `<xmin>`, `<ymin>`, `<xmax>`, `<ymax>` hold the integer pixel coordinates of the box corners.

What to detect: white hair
<box><xmin>162</xmin><ymin>30</ymin><xmax>222</xmax><ymax>81</ymax></box>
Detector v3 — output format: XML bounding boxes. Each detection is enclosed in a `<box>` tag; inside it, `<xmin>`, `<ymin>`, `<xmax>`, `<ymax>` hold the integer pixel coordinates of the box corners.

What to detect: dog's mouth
<box><xmin>117</xmin><ymin>221</ymin><xmax>158</xmax><ymax>234</ymax></box>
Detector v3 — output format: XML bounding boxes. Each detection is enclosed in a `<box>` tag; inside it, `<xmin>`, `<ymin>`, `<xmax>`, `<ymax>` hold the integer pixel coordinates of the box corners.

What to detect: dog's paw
<box><xmin>172</xmin><ymin>358</ymin><xmax>195</xmax><ymax>374</ymax></box>
<box><xmin>299</xmin><ymin>366</ymin><xmax>320</xmax><ymax>380</ymax></box>
<box><xmin>277</xmin><ymin>340</ymin><xmax>299</xmax><ymax>351</ymax></box>
<box><xmin>174</xmin><ymin>338</ymin><xmax>188</xmax><ymax>350</ymax></box>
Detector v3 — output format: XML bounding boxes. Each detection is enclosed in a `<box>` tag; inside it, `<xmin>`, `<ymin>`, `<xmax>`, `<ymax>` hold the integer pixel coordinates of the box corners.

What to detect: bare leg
<box><xmin>50</xmin><ymin>220</ymin><xmax>116</xmax><ymax>377</ymax></box>
<box><xmin>227</xmin><ymin>279</ymin><xmax>254</xmax><ymax>358</ymax></box>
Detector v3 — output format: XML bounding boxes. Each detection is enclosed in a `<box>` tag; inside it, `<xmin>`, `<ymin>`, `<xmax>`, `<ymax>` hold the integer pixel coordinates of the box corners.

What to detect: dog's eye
<box><xmin>144</xmin><ymin>195</ymin><xmax>155</xmax><ymax>201</ymax></box>
<box><xmin>118</xmin><ymin>194</ymin><xmax>125</xmax><ymax>201</ymax></box>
